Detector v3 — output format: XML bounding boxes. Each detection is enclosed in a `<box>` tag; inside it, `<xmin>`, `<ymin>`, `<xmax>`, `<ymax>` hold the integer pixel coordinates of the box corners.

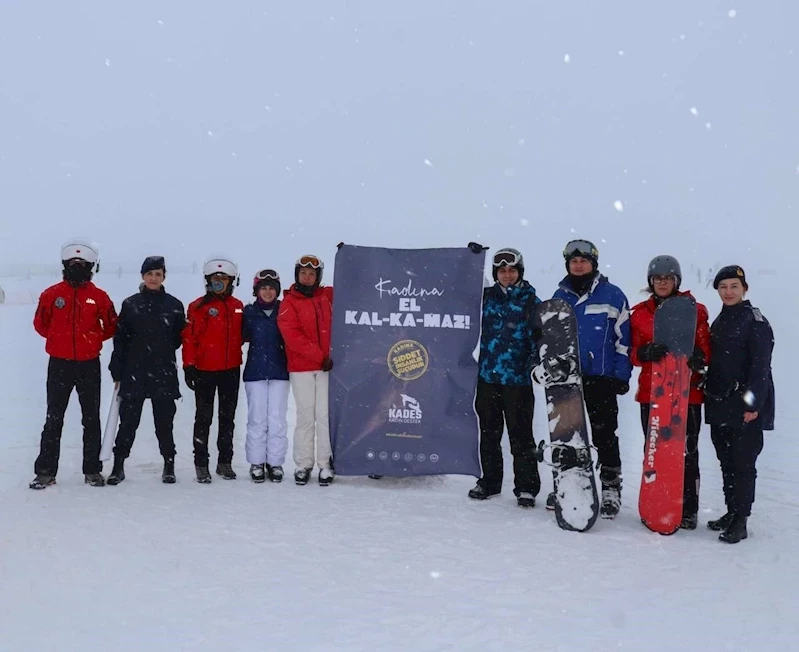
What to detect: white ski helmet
<box><xmin>61</xmin><ymin>238</ymin><xmax>99</xmax><ymax>271</ymax></box>
<box><xmin>202</xmin><ymin>255</ymin><xmax>240</xmax><ymax>284</ymax></box>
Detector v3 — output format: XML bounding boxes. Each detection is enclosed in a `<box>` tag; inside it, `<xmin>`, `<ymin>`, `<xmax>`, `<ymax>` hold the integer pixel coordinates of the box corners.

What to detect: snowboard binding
<box><xmin>535</xmin><ymin>440</ymin><xmax>596</xmax><ymax>471</ymax></box>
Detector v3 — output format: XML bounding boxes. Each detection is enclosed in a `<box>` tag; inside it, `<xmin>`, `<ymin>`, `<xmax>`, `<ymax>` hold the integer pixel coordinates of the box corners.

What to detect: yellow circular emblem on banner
<box><xmin>387</xmin><ymin>340</ymin><xmax>429</xmax><ymax>381</ymax></box>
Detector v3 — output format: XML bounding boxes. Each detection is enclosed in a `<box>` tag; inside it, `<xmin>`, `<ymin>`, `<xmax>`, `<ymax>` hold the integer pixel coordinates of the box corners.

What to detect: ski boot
<box><xmin>162</xmin><ymin>459</ymin><xmax>176</xmax><ymax>484</ymax></box>
<box><xmin>216</xmin><ymin>463</ymin><xmax>237</xmax><ymax>480</ymax></box>
<box><xmin>467</xmin><ymin>483</ymin><xmax>500</xmax><ymax>500</ymax></box>
<box><xmin>267</xmin><ymin>465</ymin><xmax>284</xmax><ymax>483</ymax></box>
<box><xmin>84</xmin><ymin>473</ymin><xmax>106</xmax><ymax>487</ymax></box>
<box><xmin>107</xmin><ymin>460</ymin><xmax>126</xmax><ymax>486</ymax></box>
<box><xmin>517</xmin><ymin>492</ymin><xmax>536</xmax><ymax>508</ymax></box>
<box><xmin>250</xmin><ymin>464</ymin><xmax>266</xmax><ymax>483</ymax></box>
<box><xmin>319</xmin><ymin>467</ymin><xmax>335</xmax><ymax>487</ymax></box>
<box><xmin>719</xmin><ymin>515</ymin><xmax>748</xmax><ymax>544</ymax></box>
<box><xmin>29</xmin><ymin>474</ymin><xmax>56</xmax><ymax>490</ymax></box>
<box><xmin>600</xmin><ymin>487</ymin><xmax>621</xmax><ymax>519</ymax></box>
<box><xmin>679</xmin><ymin>513</ymin><xmax>698</xmax><ymax>530</ymax></box>
<box><xmin>707</xmin><ymin>511</ymin><xmax>734</xmax><ymax>532</ymax></box>
<box><xmin>545</xmin><ymin>492</ymin><xmax>556</xmax><ymax>511</ymax></box>
<box><xmin>195</xmin><ymin>465</ymin><xmax>212</xmax><ymax>484</ymax></box>
<box><xmin>294</xmin><ymin>468</ymin><xmax>311</xmax><ymax>485</ymax></box>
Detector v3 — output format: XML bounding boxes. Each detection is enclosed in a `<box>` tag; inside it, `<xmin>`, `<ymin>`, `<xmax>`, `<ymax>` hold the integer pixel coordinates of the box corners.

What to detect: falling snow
<box><xmin>564</xmin><ymin>54</ymin><xmax>571</xmax><ymax>63</ymax></box>
<box><xmin>728</xmin><ymin>9</ymin><xmax>737</xmax><ymax>18</ymax></box>
<box><xmin>613</xmin><ymin>200</ymin><xmax>624</xmax><ymax>212</ymax></box>
<box><xmin>690</xmin><ymin>107</ymin><xmax>699</xmax><ymax>116</ymax></box>
<box><xmin>424</xmin><ymin>159</ymin><xmax>434</xmax><ymax>167</ymax></box>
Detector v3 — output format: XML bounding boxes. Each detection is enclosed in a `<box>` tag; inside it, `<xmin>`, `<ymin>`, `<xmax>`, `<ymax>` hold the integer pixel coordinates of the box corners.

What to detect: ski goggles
<box><xmin>254</xmin><ymin>269</ymin><xmax>280</xmax><ymax>281</ymax></box>
<box><xmin>563</xmin><ymin>239</ymin><xmax>598</xmax><ymax>260</ymax></box>
<box><xmin>492</xmin><ymin>250</ymin><xmax>521</xmax><ymax>267</ymax></box>
<box><xmin>297</xmin><ymin>255</ymin><xmax>323</xmax><ymax>269</ymax></box>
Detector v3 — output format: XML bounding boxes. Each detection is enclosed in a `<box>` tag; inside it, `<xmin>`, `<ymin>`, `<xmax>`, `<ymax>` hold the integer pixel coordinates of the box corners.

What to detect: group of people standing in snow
<box><xmin>31</xmin><ymin>241</ymin><xmax>334</xmax><ymax>493</ymax></box>
<box><xmin>468</xmin><ymin>239</ymin><xmax>774</xmax><ymax>544</ymax></box>
<box><xmin>29</xmin><ymin>237</ymin><xmax>774</xmax><ymax>544</ymax></box>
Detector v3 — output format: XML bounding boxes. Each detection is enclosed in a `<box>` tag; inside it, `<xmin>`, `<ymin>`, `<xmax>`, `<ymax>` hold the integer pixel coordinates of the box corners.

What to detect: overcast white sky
<box><xmin>0</xmin><ymin>1</ymin><xmax>793</xmax><ymax>277</ymax></box>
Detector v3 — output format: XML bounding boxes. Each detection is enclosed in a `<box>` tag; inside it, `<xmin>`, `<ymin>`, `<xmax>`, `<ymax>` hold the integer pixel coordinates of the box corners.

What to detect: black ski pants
<box><xmin>192</xmin><ymin>368</ymin><xmax>240</xmax><ymax>467</ymax></box>
<box><xmin>475</xmin><ymin>382</ymin><xmax>541</xmax><ymax>497</ymax></box>
<box><xmin>710</xmin><ymin>423</ymin><xmax>764</xmax><ymax>517</ymax></box>
<box><xmin>35</xmin><ymin>357</ymin><xmax>102</xmax><ymax>476</ymax></box>
<box><xmin>582</xmin><ymin>377</ymin><xmax>622</xmax><ymax>487</ymax></box>
<box><xmin>640</xmin><ymin>403</ymin><xmax>702</xmax><ymax>517</ymax></box>
<box><xmin>113</xmin><ymin>395</ymin><xmax>177</xmax><ymax>462</ymax></box>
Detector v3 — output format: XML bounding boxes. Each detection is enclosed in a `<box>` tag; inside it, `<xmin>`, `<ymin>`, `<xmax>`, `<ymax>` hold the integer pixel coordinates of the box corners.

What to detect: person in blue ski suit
<box><xmin>468</xmin><ymin>247</ymin><xmax>542</xmax><ymax>508</ymax></box>
<box><xmin>535</xmin><ymin>239</ymin><xmax>632</xmax><ymax>518</ymax></box>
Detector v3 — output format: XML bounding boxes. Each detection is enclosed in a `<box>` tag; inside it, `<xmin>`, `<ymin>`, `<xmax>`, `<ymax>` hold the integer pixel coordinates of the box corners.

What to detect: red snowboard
<box><xmin>639</xmin><ymin>296</ymin><xmax>697</xmax><ymax>535</ymax></box>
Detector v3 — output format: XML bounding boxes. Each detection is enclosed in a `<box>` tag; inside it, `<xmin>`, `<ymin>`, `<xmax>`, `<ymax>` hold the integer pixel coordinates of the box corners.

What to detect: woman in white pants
<box><xmin>277</xmin><ymin>255</ymin><xmax>335</xmax><ymax>486</ymax></box>
<box><xmin>242</xmin><ymin>270</ymin><xmax>290</xmax><ymax>483</ymax></box>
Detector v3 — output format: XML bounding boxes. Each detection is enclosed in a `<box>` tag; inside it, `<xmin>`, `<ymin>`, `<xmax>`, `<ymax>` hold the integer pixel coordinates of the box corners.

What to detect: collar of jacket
<box><xmin>559</xmin><ymin>272</ymin><xmax>603</xmax><ymax>297</ymax></box>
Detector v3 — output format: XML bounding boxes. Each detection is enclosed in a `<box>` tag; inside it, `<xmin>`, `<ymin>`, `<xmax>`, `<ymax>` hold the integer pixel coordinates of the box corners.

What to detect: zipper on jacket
<box><xmin>72</xmin><ymin>287</ymin><xmax>78</xmax><ymax>359</ymax></box>
<box><xmin>223</xmin><ymin>298</ymin><xmax>230</xmax><ymax>370</ymax></box>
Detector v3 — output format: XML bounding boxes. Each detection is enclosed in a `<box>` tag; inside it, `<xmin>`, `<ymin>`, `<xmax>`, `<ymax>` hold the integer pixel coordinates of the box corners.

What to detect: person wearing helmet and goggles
<box><xmin>30</xmin><ymin>238</ymin><xmax>117</xmax><ymax>490</ymax></box>
<box><xmin>277</xmin><ymin>254</ymin><xmax>335</xmax><ymax>486</ymax></box>
<box><xmin>468</xmin><ymin>248</ymin><xmax>542</xmax><ymax>508</ymax></box>
<box><xmin>182</xmin><ymin>256</ymin><xmax>244</xmax><ymax>483</ymax></box>
<box><xmin>242</xmin><ymin>269</ymin><xmax>290</xmax><ymax>484</ymax></box>
<box><xmin>629</xmin><ymin>255</ymin><xmax>711</xmax><ymax>530</ymax></box>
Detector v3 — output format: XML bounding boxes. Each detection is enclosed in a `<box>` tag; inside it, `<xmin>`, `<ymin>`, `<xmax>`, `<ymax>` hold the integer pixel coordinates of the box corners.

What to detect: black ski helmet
<box><xmin>492</xmin><ymin>247</ymin><xmax>524</xmax><ymax>282</ymax></box>
<box><xmin>647</xmin><ymin>255</ymin><xmax>682</xmax><ymax>289</ymax></box>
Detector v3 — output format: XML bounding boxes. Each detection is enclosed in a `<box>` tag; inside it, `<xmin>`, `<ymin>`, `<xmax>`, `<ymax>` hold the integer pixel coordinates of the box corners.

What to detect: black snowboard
<box><xmin>534</xmin><ymin>298</ymin><xmax>599</xmax><ymax>532</ymax></box>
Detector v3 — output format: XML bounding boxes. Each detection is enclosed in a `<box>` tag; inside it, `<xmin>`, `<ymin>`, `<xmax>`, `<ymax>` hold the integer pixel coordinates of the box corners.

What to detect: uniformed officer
<box><xmin>704</xmin><ymin>265</ymin><xmax>775</xmax><ymax>543</ymax></box>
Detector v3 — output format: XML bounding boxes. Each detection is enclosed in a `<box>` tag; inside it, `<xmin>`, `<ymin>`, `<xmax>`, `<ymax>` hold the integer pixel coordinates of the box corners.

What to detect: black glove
<box><xmin>467</xmin><ymin>242</ymin><xmax>487</xmax><ymax>254</ymax></box>
<box><xmin>336</xmin><ymin>241</ymin><xmax>345</xmax><ymax>249</ymax></box>
<box><xmin>184</xmin><ymin>365</ymin><xmax>198</xmax><ymax>391</ymax></box>
<box><xmin>609</xmin><ymin>378</ymin><xmax>630</xmax><ymax>395</ymax></box>
<box><xmin>637</xmin><ymin>342</ymin><xmax>668</xmax><ymax>362</ymax></box>
<box><xmin>321</xmin><ymin>357</ymin><xmax>334</xmax><ymax>372</ymax></box>
<box><xmin>687</xmin><ymin>347</ymin><xmax>705</xmax><ymax>372</ymax></box>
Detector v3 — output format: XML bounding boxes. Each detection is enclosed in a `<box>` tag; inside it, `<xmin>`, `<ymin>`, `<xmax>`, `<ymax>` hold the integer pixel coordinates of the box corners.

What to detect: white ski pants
<box><xmin>244</xmin><ymin>380</ymin><xmax>290</xmax><ymax>466</ymax></box>
<box><xmin>289</xmin><ymin>370</ymin><xmax>332</xmax><ymax>471</ymax></box>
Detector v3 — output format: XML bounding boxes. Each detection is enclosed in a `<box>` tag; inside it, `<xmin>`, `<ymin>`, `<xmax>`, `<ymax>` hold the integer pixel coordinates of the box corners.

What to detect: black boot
<box><xmin>267</xmin><ymin>465</ymin><xmax>284</xmax><ymax>483</ymax></box>
<box><xmin>162</xmin><ymin>459</ymin><xmax>176</xmax><ymax>484</ymax></box>
<box><xmin>707</xmin><ymin>511</ymin><xmax>734</xmax><ymax>532</ymax></box>
<box><xmin>84</xmin><ymin>473</ymin><xmax>106</xmax><ymax>487</ymax></box>
<box><xmin>545</xmin><ymin>492</ymin><xmax>556</xmax><ymax>511</ymax></box>
<box><xmin>29</xmin><ymin>474</ymin><xmax>56</xmax><ymax>490</ymax></box>
<box><xmin>719</xmin><ymin>515</ymin><xmax>748</xmax><ymax>544</ymax></box>
<box><xmin>216</xmin><ymin>463</ymin><xmax>237</xmax><ymax>480</ymax></box>
<box><xmin>195</xmin><ymin>465</ymin><xmax>212</xmax><ymax>484</ymax></box>
<box><xmin>467</xmin><ymin>483</ymin><xmax>500</xmax><ymax>500</ymax></box>
<box><xmin>107</xmin><ymin>460</ymin><xmax>125</xmax><ymax>486</ymax></box>
<box><xmin>679</xmin><ymin>513</ymin><xmax>698</xmax><ymax>530</ymax></box>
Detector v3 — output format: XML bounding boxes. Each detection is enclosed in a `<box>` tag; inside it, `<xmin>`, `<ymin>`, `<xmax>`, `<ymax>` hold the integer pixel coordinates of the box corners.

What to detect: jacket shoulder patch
<box><xmin>750</xmin><ymin>307</ymin><xmax>764</xmax><ymax>322</ymax></box>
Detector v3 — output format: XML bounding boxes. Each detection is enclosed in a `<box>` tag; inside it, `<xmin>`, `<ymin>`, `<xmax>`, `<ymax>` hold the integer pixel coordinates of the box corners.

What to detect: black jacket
<box><xmin>109</xmin><ymin>287</ymin><xmax>186</xmax><ymax>399</ymax></box>
<box><xmin>704</xmin><ymin>300</ymin><xmax>774</xmax><ymax>430</ymax></box>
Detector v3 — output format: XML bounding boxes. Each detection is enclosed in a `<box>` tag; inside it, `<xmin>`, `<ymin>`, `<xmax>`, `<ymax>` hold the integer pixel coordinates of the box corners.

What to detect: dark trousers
<box><xmin>640</xmin><ymin>403</ymin><xmax>702</xmax><ymax>516</ymax></box>
<box><xmin>475</xmin><ymin>382</ymin><xmax>541</xmax><ymax>497</ymax></box>
<box><xmin>710</xmin><ymin>424</ymin><xmax>764</xmax><ymax>517</ymax></box>
<box><xmin>35</xmin><ymin>357</ymin><xmax>102</xmax><ymax>476</ymax></box>
<box><xmin>193</xmin><ymin>368</ymin><xmax>240</xmax><ymax>466</ymax></box>
<box><xmin>113</xmin><ymin>395</ymin><xmax>177</xmax><ymax>461</ymax></box>
<box><xmin>583</xmin><ymin>377</ymin><xmax>621</xmax><ymax>486</ymax></box>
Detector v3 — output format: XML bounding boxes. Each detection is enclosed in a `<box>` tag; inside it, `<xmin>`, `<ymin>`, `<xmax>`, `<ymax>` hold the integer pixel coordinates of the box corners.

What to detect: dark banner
<box><xmin>329</xmin><ymin>245</ymin><xmax>485</xmax><ymax>476</ymax></box>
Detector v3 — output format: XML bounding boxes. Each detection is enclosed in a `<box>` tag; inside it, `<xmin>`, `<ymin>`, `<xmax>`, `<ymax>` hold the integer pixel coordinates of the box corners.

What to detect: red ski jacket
<box><xmin>630</xmin><ymin>291</ymin><xmax>711</xmax><ymax>404</ymax></box>
<box><xmin>182</xmin><ymin>294</ymin><xmax>244</xmax><ymax>371</ymax></box>
<box><xmin>277</xmin><ymin>284</ymin><xmax>333</xmax><ymax>373</ymax></box>
<box><xmin>33</xmin><ymin>280</ymin><xmax>117</xmax><ymax>361</ymax></box>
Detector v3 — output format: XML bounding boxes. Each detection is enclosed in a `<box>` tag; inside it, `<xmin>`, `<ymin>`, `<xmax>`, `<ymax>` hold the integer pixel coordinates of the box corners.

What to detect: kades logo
<box><xmin>388</xmin><ymin>394</ymin><xmax>422</xmax><ymax>424</ymax></box>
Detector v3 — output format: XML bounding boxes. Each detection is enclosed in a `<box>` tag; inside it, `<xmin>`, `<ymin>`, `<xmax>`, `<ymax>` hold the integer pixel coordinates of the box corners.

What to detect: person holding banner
<box><xmin>242</xmin><ymin>269</ymin><xmax>290</xmax><ymax>483</ymax></box>
<box><xmin>30</xmin><ymin>238</ymin><xmax>117</xmax><ymax>489</ymax></box>
<box><xmin>468</xmin><ymin>248</ymin><xmax>542</xmax><ymax>508</ymax></box>
<box><xmin>539</xmin><ymin>239</ymin><xmax>632</xmax><ymax>519</ymax></box>
<box><xmin>278</xmin><ymin>254</ymin><xmax>335</xmax><ymax>486</ymax></box>
<box><xmin>183</xmin><ymin>256</ymin><xmax>245</xmax><ymax>483</ymax></box>
<box><xmin>106</xmin><ymin>256</ymin><xmax>185</xmax><ymax>485</ymax></box>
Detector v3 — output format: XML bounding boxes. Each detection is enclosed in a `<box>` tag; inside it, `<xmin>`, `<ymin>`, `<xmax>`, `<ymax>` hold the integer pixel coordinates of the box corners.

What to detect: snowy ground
<box><xmin>0</xmin><ymin>267</ymin><xmax>796</xmax><ymax>651</ymax></box>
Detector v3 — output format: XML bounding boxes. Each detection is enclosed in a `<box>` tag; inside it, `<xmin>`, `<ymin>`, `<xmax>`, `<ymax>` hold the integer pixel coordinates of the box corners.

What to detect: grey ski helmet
<box><xmin>647</xmin><ymin>255</ymin><xmax>682</xmax><ymax>289</ymax></box>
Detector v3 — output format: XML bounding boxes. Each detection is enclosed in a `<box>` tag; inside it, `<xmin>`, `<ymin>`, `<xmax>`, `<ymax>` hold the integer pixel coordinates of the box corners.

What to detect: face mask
<box><xmin>209</xmin><ymin>275</ymin><xmax>231</xmax><ymax>294</ymax></box>
<box><xmin>63</xmin><ymin>261</ymin><xmax>93</xmax><ymax>285</ymax></box>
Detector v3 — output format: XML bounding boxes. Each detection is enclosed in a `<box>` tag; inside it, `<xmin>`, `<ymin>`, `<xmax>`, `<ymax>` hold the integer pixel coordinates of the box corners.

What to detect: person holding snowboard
<box><xmin>30</xmin><ymin>238</ymin><xmax>117</xmax><ymax>489</ymax></box>
<box><xmin>277</xmin><ymin>254</ymin><xmax>335</xmax><ymax>487</ymax></box>
<box><xmin>537</xmin><ymin>239</ymin><xmax>632</xmax><ymax>518</ymax></box>
<box><xmin>704</xmin><ymin>265</ymin><xmax>774</xmax><ymax>543</ymax></box>
<box><xmin>630</xmin><ymin>255</ymin><xmax>711</xmax><ymax>529</ymax></box>
<box><xmin>468</xmin><ymin>247</ymin><xmax>542</xmax><ymax>508</ymax></box>
<box><xmin>107</xmin><ymin>256</ymin><xmax>186</xmax><ymax>485</ymax></box>
<box><xmin>182</xmin><ymin>256</ymin><xmax>244</xmax><ymax>483</ymax></box>
<box><xmin>243</xmin><ymin>269</ymin><xmax>290</xmax><ymax>483</ymax></box>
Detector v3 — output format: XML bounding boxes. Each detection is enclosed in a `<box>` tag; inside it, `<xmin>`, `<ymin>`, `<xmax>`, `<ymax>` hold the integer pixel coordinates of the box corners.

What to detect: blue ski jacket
<box><xmin>552</xmin><ymin>274</ymin><xmax>632</xmax><ymax>382</ymax></box>
<box><xmin>242</xmin><ymin>301</ymin><xmax>289</xmax><ymax>382</ymax></box>
<box><xmin>478</xmin><ymin>280</ymin><xmax>541</xmax><ymax>385</ymax></box>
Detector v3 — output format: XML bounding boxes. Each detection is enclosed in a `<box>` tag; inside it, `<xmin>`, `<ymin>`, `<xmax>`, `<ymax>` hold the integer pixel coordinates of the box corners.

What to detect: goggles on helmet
<box><xmin>297</xmin><ymin>255</ymin><xmax>323</xmax><ymax>269</ymax></box>
<box><xmin>563</xmin><ymin>239</ymin><xmax>598</xmax><ymax>260</ymax></box>
<box><xmin>255</xmin><ymin>269</ymin><xmax>280</xmax><ymax>281</ymax></box>
<box><xmin>492</xmin><ymin>250</ymin><xmax>522</xmax><ymax>268</ymax></box>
